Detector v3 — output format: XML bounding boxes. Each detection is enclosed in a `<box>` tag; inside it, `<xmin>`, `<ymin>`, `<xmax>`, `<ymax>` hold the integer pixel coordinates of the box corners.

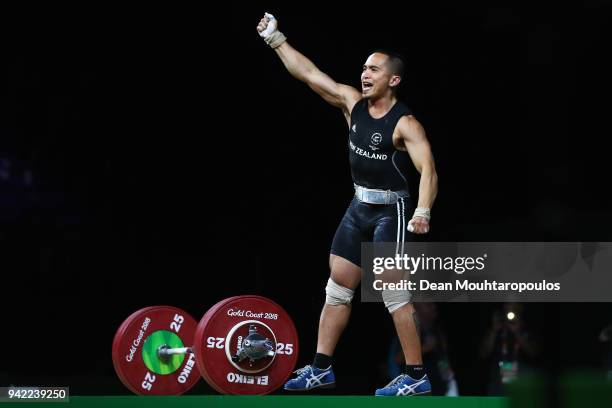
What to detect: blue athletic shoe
<box><xmin>375</xmin><ymin>374</ymin><xmax>431</xmax><ymax>396</ymax></box>
<box><xmin>284</xmin><ymin>365</ymin><xmax>336</xmax><ymax>391</ymax></box>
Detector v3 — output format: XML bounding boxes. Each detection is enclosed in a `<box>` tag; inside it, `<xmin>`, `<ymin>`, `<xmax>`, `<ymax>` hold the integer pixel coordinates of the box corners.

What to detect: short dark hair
<box><xmin>372</xmin><ymin>49</ymin><xmax>405</xmax><ymax>79</ymax></box>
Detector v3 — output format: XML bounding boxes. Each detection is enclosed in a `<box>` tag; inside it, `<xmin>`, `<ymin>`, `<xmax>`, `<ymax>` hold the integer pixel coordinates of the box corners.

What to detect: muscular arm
<box><xmin>274</xmin><ymin>43</ymin><xmax>361</xmax><ymax>116</ymax></box>
<box><xmin>257</xmin><ymin>14</ymin><xmax>361</xmax><ymax>123</ymax></box>
<box><xmin>398</xmin><ymin>116</ymin><xmax>438</xmax><ymax>232</ymax></box>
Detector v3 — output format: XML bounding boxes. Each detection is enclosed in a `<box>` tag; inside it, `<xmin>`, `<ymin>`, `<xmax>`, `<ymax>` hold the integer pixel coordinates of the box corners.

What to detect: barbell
<box><xmin>111</xmin><ymin>296</ymin><xmax>299</xmax><ymax>395</ymax></box>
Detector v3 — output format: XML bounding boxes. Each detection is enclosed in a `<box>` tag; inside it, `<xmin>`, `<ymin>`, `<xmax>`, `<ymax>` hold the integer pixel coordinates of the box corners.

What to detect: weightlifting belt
<box><xmin>354</xmin><ymin>184</ymin><xmax>410</xmax><ymax>205</ymax></box>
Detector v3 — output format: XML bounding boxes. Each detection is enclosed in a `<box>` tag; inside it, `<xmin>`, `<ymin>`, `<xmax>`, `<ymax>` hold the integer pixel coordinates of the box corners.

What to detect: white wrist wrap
<box><xmin>413</xmin><ymin>207</ymin><xmax>431</xmax><ymax>221</ymax></box>
<box><xmin>264</xmin><ymin>31</ymin><xmax>287</xmax><ymax>48</ymax></box>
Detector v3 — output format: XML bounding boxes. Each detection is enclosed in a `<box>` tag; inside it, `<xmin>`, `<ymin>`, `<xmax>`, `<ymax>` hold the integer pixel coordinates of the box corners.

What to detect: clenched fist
<box><xmin>408</xmin><ymin>217</ymin><xmax>430</xmax><ymax>234</ymax></box>
<box><xmin>257</xmin><ymin>12</ymin><xmax>278</xmax><ymax>38</ymax></box>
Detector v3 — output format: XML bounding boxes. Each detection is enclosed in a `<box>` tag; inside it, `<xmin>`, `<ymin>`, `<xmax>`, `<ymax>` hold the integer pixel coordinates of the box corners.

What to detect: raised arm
<box><xmin>257</xmin><ymin>13</ymin><xmax>361</xmax><ymax>123</ymax></box>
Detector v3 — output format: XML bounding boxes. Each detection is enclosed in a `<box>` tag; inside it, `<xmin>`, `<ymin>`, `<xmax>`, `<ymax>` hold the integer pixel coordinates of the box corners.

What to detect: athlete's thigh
<box><xmin>329</xmin><ymin>254</ymin><xmax>362</xmax><ymax>290</ymax></box>
<box><xmin>373</xmin><ymin>197</ymin><xmax>413</xmax><ymax>253</ymax></box>
<box><xmin>330</xmin><ymin>198</ymin><xmax>366</xmax><ymax>268</ymax></box>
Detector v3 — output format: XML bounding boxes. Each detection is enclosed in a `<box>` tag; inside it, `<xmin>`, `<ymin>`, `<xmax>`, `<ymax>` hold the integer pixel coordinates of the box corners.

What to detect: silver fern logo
<box><xmin>369</xmin><ymin>132</ymin><xmax>382</xmax><ymax>150</ymax></box>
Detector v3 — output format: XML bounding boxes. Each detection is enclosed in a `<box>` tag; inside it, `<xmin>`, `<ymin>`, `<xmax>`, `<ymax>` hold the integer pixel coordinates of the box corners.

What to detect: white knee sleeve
<box><xmin>382</xmin><ymin>289</ymin><xmax>412</xmax><ymax>313</ymax></box>
<box><xmin>325</xmin><ymin>278</ymin><xmax>354</xmax><ymax>305</ymax></box>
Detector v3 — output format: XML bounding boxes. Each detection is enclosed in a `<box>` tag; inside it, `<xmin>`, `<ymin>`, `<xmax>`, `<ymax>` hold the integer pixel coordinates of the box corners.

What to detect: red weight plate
<box><xmin>113</xmin><ymin>306</ymin><xmax>159</xmax><ymax>394</ymax></box>
<box><xmin>112</xmin><ymin>306</ymin><xmax>199</xmax><ymax>395</ymax></box>
<box><xmin>193</xmin><ymin>296</ymin><xmax>299</xmax><ymax>395</ymax></box>
<box><xmin>194</xmin><ymin>297</ymin><xmax>241</xmax><ymax>394</ymax></box>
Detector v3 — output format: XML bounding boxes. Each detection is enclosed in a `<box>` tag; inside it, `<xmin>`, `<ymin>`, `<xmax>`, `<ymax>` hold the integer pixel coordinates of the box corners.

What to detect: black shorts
<box><xmin>330</xmin><ymin>197</ymin><xmax>414</xmax><ymax>267</ymax></box>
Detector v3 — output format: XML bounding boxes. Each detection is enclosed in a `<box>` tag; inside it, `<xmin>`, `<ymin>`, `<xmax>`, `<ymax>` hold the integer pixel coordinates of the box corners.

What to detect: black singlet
<box><xmin>348</xmin><ymin>98</ymin><xmax>413</xmax><ymax>191</ymax></box>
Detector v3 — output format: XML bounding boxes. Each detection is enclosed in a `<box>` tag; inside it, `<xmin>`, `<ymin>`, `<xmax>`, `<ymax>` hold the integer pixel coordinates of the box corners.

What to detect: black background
<box><xmin>2</xmin><ymin>1</ymin><xmax>612</xmax><ymax>396</ymax></box>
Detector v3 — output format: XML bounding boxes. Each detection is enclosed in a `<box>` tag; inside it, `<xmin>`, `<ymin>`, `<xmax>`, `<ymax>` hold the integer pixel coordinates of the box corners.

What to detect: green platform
<box><xmin>10</xmin><ymin>396</ymin><xmax>508</xmax><ymax>408</ymax></box>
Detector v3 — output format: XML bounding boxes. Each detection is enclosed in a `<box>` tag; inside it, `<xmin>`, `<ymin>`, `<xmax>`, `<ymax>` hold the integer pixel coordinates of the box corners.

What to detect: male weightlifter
<box><xmin>257</xmin><ymin>13</ymin><xmax>438</xmax><ymax>396</ymax></box>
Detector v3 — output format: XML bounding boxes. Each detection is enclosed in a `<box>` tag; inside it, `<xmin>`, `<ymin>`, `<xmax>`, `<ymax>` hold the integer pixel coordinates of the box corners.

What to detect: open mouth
<box><xmin>362</xmin><ymin>81</ymin><xmax>373</xmax><ymax>92</ymax></box>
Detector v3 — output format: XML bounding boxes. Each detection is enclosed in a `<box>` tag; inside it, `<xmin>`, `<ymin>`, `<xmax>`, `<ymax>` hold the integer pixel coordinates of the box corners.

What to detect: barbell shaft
<box><xmin>158</xmin><ymin>346</ymin><xmax>192</xmax><ymax>357</ymax></box>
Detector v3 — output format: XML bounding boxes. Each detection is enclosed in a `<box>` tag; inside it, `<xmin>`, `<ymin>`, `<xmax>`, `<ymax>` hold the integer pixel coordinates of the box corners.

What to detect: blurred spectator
<box><xmin>385</xmin><ymin>302</ymin><xmax>458</xmax><ymax>396</ymax></box>
<box><xmin>0</xmin><ymin>154</ymin><xmax>35</xmax><ymax>223</ymax></box>
<box><xmin>0</xmin><ymin>155</ymin><xmax>34</xmax><ymax>188</ymax></box>
<box><xmin>481</xmin><ymin>303</ymin><xmax>539</xmax><ymax>395</ymax></box>
<box><xmin>598</xmin><ymin>322</ymin><xmax>612</xmax><ymax>380</ymax></box>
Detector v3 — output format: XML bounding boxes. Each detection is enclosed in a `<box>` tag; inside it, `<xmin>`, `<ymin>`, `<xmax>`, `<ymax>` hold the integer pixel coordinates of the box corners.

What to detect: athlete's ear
<box><xmin>389</xmin><ymin>75</ymin><xmax>401</xmax><ymax>88</ymax></box>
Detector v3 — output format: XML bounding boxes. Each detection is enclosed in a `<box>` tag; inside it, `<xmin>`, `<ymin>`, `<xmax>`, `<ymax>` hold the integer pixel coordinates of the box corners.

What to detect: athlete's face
<box><xmin>361</xmin><ymin>53</ymin><xmax>400</xmax><ymax>98</ymax></box>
